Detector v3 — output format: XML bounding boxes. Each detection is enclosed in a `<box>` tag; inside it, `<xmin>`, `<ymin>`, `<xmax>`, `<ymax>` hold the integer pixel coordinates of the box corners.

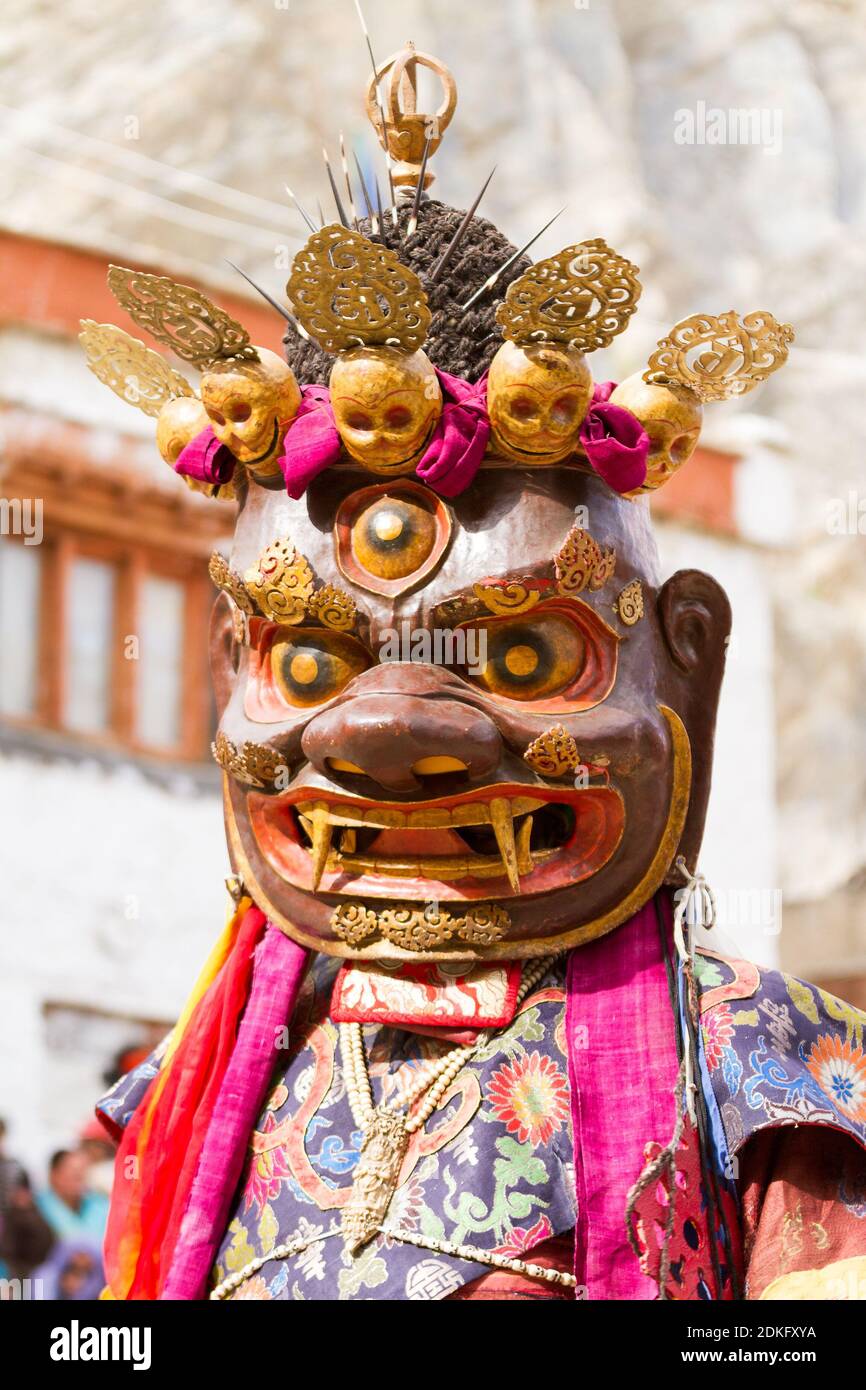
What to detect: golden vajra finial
<box><xmin>365</xmin><ymin>41</ymin><xmax>457</xmax><ymax>193</ymax></box>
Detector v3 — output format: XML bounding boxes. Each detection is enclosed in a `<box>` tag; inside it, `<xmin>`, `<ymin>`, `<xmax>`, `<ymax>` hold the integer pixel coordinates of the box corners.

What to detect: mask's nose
<box><xmin>301</xmin><ymin>690</ymin><xmax>502</xmax><ymax>793</ymax></box>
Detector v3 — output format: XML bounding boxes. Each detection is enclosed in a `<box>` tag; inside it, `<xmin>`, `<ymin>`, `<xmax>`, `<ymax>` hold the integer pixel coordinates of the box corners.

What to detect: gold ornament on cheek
<box><xmin>555</xmin><ymin>526</ymin><xmax>617</xmax><ymax>595</ymax></box>
<box><xmin>616</xmin><ymin>579</ymin><xmax>645</xmax><ymax>626</ymax></box>
<box><xmin>212</xmin><ymin>732</ymin><xmax>287</xmax><ymax>789</ymax></box>
<box><xmin>78</xmin><ymin>321</ymin><xmax>196</xmax><ymax>417</ymax></box>
<box><xmin>107</xmin><ymin>265</ymin><xmax>256</xmax><ymax>367</ymax></box>
<box><xmin>496</xmin><ymin>237</ymin><xmax>642</xmax><ymax>351</ymax></box>
<box><xmin>523</xmin><ymin>725</ymin><xmax>581</xmax><ymax>778</ymax></box>
<box><xmin>287</xmin><ymin>225</ymin><xmax>431</xmax><ymax>354</ymax></box>
<box><xmin>644</xmin><ymin>310</ymin><xmax>794</xmax><ymax>403</ymax></box>
<box><xmin>244</xmin><ymin>540</ymin><xmax>314</xmax><ymax>625</ymax></box>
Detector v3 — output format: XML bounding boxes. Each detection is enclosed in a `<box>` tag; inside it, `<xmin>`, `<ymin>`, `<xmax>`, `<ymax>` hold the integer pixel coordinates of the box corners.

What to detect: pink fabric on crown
<box><xmin>578</xmin><ymin>380</ymin><xmax>649</xmax><ymax>494</ymax></box>
<box><xmin>565</xmin><ymin>890</ymin><xmax>679</xmax><ymax>1299</ymax></box>
<box><xmin>279</xmin><ymin>384</ymin><xmax>342</xmax><ymax>499</ymax></box>
<box><xmin>174</xmin><ymin>426</ymin><xmax>236</xmax><ymax>487</ymax></box>
<box><xmin>277</xmin><ymin>372</ymin><xmax>490</xmax><ymax>500</ymax></box>
<box><xmin>414</xmin><ymin>369</ymin><xmax>490</xmax><ymax>497</ymax></box>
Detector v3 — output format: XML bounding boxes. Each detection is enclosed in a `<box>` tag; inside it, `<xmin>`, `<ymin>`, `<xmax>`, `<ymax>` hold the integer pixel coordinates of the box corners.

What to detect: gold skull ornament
<box><xmin>156</xmin><ymin>396</ymin><xmax>236</xmax><ymax>499</ymax></box>
<box><xmin>156</xmin><ymin>396</ymin><xmax>210</xmax><ymax>465</ymax></box>
<box><xmin>200</xmin><ymin>348</ymin><xmax>301</xmax><ymax>479</ymax></box>
<box><xmin>487</xmin><ymin>339</ymin><xmax>593</xmax><ymax>465</ymax></box>
<box><xmin>609</xmin><ymin>374</ymin><xmax>703</xmax><ymax>493</ymax></box>
<box><xmin>329</xmin><ymin>347</ymin><xmax>442</xmax><ymax>475</ymax></box>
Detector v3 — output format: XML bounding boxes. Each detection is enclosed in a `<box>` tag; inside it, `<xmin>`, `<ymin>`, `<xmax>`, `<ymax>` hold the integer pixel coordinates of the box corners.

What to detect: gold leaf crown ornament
<box><xmin>496</xmin><ymin>238</ymin><xmax>642</xmax><ymax>351</ymax></box>
<box><xmin>78</xmin><ymin>321</ymin><xmax>196</xmax><ymax>418</ymax></box>
<box><xmin>286</xmin><ymin>225</ymin><xmax>431</xmax><ymax>355</ymax></box>
<box><xmin>106</xmin><ymin>265</ymin><xmax>257</xmax><ymax>368</ymax></box>
<box><xmin>644</xmin><ymin>310</ymin><xmax>795</xmax><ymax>403</ymax></box>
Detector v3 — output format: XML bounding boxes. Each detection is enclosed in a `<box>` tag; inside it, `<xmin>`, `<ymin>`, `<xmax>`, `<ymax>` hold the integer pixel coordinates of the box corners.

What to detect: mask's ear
<box><xmin>209</xmin><ymin>592</ymin><xmax>239</xmax><ymax>720</ymax></box>
<box><xmin>657</xmin><ymin>569</ymin><xmax>732</xmax><ymax>875</ymax></box>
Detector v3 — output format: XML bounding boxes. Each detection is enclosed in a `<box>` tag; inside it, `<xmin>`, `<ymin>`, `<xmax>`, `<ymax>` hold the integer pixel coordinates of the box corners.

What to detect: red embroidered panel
<box><xmin>330</xmin><ymin>959</ymin><xmax>523</xmax><ymax>1039</ymax></box>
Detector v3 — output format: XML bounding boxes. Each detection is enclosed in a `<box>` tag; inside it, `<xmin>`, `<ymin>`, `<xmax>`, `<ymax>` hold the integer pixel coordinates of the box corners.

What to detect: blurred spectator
<box><xmin>0</xmin><ymin>1118</ymin><xmax>25</xmax><ymax>1219</ymax></box>
<box><xmin>33</xmin><ymin>1242</ymin><xmax>104</xmax><ymax>1301</ymax></box>
<box><xmin>78</xmin><ymin>1118</ymin><xmax>116</xmax><ymax>1199</ymax></box>
<box><xmin>0</xmin><ymin>1171</ymin><xmax>54</xmax><ymax>1283</ymax></box>
<box><xmin>36</xmin><ymin>1149</ymin><xmax>109</xmax><ymax>1246</ymax></box>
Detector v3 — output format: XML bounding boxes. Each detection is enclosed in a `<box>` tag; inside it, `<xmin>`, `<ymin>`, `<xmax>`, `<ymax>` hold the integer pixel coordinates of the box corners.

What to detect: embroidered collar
<box><xmin>329</xmin><ymin>958</ymin><xmax>523</xmax><ymax>1043</ymax></box>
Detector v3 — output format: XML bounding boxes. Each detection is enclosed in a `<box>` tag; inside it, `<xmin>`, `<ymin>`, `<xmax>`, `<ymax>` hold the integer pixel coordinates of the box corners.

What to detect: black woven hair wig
<box><xmin>282</xmin><ymin>197</ymin><xmax>530</xmax><ymax>386</ymax></box>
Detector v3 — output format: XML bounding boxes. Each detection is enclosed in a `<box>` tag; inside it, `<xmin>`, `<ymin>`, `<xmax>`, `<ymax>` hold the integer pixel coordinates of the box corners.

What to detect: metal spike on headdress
<box><xmin>225</xmin><ymin>260</ymin><xmax>311</xmax><ymax>342</ymax></box>
<box><xmin>374</xmin><ymin>177</ymin><xmax>385</xmax><ymax>236</ymax></box>
<box><xmin>429</xmin><ymin>166</ymin><xmax>496</xmax><ymax>283</ymax></box>
<box><xmin>339</xmin><ymin>133</ymin><xmax>359</xmax><ymax>228</ymax></box>
<box><xmin>285</xmin><ymin>184</ymin><xmax>318</xmax><ymax>236</ymax></box>
<box><xmin>322</xmin><ymin>146</ymin><xmax>350</xmax><ymax>228</ymax></box>
<box><xmin>460</xmin><ymin>206</ymin><xmax>567</xmax><ymax>311</ymax></box>
<box><xmin>405</xmin><ymin>130</ymin><xmax>433</xmax><ymax>238</ymax></box>
<box><xmin>353</xmin><ymin>0</ymin><xmax>398</xmax><ymax>224</ymax></box>
<box><xmin>316</xmin><ymin>198</ymin><xmax>326</xmax><ymax>230</ymax></box>
<box><xmin>352</xmin><ymin>150</ymin><xmax>378</xmax><ymax>233</ymax></box>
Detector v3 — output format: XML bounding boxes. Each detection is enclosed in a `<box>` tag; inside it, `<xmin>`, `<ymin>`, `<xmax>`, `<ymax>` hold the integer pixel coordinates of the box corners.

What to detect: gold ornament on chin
<box><xmin>644</xmin><ymin>310</ymin><xmax>794</xmax><ymax>404</ymax></box>
<box><xmin>331</xmin><ymin>901</ymin><xmax>510</xmax><ymax>952</ymax></box>
<box><xmin>106</xmin><ymin>265</ymin><xmax>257</xmax><ymax>367</ymax></box>
<box><xmin>496</xmin><ymin>237</ymin><xmax>642</xmax><ymax>352</ymax></box>
<box><xmin>78</xmin><ymin>321</ymin><xmax>195</xmax><ymax>417</ymax></box>
<box><xmin>287</xmin><ymin>225</ymin><xmax>431</xmax><ymax>355</ymax></box>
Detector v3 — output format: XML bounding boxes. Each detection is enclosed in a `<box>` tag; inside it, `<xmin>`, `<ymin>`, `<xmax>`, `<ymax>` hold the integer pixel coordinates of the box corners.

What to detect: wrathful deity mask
<box><xmin>330</xmin><ymin>346</ymin><xmax>442</xmax><ymax>474</ymax></box>
<box><xmin>79</xmin><ymin>98</ymin><xmax>792</xmax><ymax>966</ymax></box>
<box><xmin>486</xmin><ymin>339</ymin><xmax>593</xmax><ymax>464</ymax></box>
<box><xmin>210</xmin><ymin>464</ymin><xmax>731</xmax><ymax>962</ymax></box>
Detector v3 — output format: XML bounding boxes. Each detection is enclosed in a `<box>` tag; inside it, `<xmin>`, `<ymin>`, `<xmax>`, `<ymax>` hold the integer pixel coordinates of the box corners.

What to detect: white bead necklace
<box><xmin>338</xmin><ymin>954</ymin><xmax>557</xmax><ymax>1252</ymax></box>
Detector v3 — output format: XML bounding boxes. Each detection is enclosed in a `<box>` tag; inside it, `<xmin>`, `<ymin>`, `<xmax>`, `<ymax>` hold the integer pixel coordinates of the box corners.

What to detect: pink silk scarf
<box><xmin>161</xmin><ymin>923</ymin><xmax>308</xmax><ymax>1300</ymax></box>
<box><xmin>565</xmin><ymin>890</ymin><xmax>679</xmax><ymax>1299</ymax></box>
<box><xmin>578</xmin><ymin>380</ymin><xmax>649</xmax><ymax>494</ymax></box>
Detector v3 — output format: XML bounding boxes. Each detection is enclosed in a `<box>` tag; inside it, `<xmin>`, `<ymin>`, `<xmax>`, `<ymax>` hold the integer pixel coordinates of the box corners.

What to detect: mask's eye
<box><xmin>345</xmin><ymin>411</ymin><xmax>373</xmax><ymax>431</ymax></box>
<box><xmin>385</xmin><ymin>405</ymin><xmax>413</xmax><ymax>429</ymax></box>
<box><xmin>509</xmin><ymin>396</ymin><xmax>538</xmax><ymax>422</ymax></box>
<box><xmin>270</xmin><ymin>629</ymin><xmax>370</xmax><ymax>708</ymax></box>
<box><xmin>206</xmin><ymin>407</ymin><xmax>226</xmax><ymax>426</ymax></box>
<box><xmin>227</xmin><ymin>402</ymin><xmax>252</xmax><ymax>423</ymax></box>
<box><xmin>459</xmin><ymin>602</ymin><xmax>619</xmax><ymax>710</ymax></box>
<box><xmin>550</xmin><ymin>395</ymin><xmax>579</xmax><ymax>427</ymax></box>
